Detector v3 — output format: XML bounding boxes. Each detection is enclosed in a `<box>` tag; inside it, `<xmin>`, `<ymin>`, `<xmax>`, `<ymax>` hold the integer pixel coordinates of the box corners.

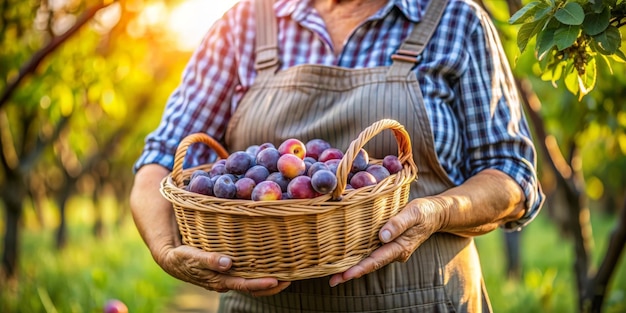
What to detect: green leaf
<box><xmin>597</xmin><ymin>54</ymin><xmax>614</xmax><ymax>75</ymax></box>
<box><xmin>554</xmin><ymin>2</ymin><xmax>585</xmax><ymax>25</ymax></box>
<box><xmin>535</xmin><ymin>6</ymin><xmax>554</xmax><ymax>23</ymax></box>
<box><xmin>594</xmin><ymin>26</ymin><xmax>622</xmax><ymax>54</ymax></box>
<box><xmin>509</xmin><ymin>1</ymin><xmax>549</xmax><ymax>24</ymax></box>
<box><xmin>539</xmin><ymin>49</ymin><xmax>553</xmax><ymax>69</ymax></box>
<box><xmin>590</xmin><ymin>0</ymin><xmax>606</xmax><ymax>13</ymax></box>
<box><xmin>541</xmin><ymin>59</ymin><xmax>566</xmax><ymax>87</ymax></box>
<box><xmin>536</xmin><ymin>28</ymin><xmax>556</xmax><ymax>59</ymax></box>
<box><xmin>578</xmin><ymin>56</ymin><xmax>597</xmax><ymax>99</ymax></box>
<box><xmin>590</xmin><ymin>37</ymin><xmax>611</xmax><ymax>55</ymax></box>
<box><xmin>583</xmin><ymin>8</ymin><xmax>610</xmax><ymax>36</ymax></box>
<box><xmin>554</xmin><ymin>25</ymin><xmax>580</xmax><ymax>51</ymax></box>
<box><xmin>564</xmin><ymin>64</ymin><xmax>579</xmax><ymax>95</ymax></box>
<box><xmin>517</xmin><ymin>19</ymin><xmax>543</xmax><ymax>52</ymax></box>
<box><xmin>612</xmin><ymin>49</ymin><xmax>626</xmax><ymax>63</ymax></box>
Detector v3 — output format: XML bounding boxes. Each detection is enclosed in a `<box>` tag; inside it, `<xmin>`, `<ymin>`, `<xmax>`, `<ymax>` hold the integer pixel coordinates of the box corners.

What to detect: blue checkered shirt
<box><xmin>135</xmin><ymin>0</ymin><xmax>544</xmax><ymax>230</ymax></box>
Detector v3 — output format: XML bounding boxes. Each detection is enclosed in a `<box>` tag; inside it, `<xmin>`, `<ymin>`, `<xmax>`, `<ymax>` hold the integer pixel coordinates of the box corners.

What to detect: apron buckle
<box><xmin>255</xmin><ymin>45</ymin><xmax>280</xmax><ymax>71</ymax></box>
<box><xmin>391</xmin><ymin>49</ymin><xmax>423</xmax><ymax>64</ymax></box>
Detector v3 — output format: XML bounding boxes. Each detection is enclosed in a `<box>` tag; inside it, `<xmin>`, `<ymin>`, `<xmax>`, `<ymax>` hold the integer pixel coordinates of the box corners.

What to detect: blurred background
<box><xmin>0</xmin><ymin>0</ymin><xmax>625</xmax><ymax>312</ymax></box>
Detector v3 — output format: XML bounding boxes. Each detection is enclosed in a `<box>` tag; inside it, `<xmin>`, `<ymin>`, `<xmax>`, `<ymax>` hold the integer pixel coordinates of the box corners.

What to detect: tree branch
<box><xmin>0</xmin><ymin>1</ymin><xmax>115</xmax><ymax>109</ymax></box>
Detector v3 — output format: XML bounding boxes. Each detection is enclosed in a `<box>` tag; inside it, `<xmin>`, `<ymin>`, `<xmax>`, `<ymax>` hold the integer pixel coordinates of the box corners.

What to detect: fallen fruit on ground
<box><xmin>103</xmin><ymin>299</ymin><xmax>128</xmax><ymax>313</ymax></box>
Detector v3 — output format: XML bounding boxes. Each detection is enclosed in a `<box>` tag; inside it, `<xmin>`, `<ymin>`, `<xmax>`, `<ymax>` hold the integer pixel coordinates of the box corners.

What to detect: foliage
<box><xmin>0</xmin><ymin>0</ymin><xmax>192</xmax><ymax>187</ymax></box>
<box><xmin>511</xmin><ymin>0</ymin><xmax>626</xmax><ymax>99</ymax></box>
<box><xmin>521</xmin><ymin>61</ymin><xmax>626</xmax><ymax>211</ymax></box>
<box><xmin>499</xmin><ymin>0</ymin><xmax>626</xmax><ymax>212</ymax></box>
<box><xmin>0</xmin><ymin>0</ymin><xmax>194</xmax><ymax>276</ymax></box>
<box><xmin>477</xmin><ymin>213</ymin><xmax>626</xmax><ymax>313</ymax></box>
<box><xmin>0</xmin><ymin>215</ymin><xmax>180</xmax><ymax>313</ymax></box>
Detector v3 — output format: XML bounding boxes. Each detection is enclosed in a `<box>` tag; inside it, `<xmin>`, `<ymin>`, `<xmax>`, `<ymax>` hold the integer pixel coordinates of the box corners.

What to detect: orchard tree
<box><xmin>0</xmin><ymin>0</ymin><xmax>192</xmax><ymax>280</ymax></box>
<box><xmin>506</xmin><ymin>0</ymin><xmax>626</xmax><ymax>312</ymax></box>
<box><xmin>511</xmin><ymin>0</ymin><xmax>626</xmax><ymax>99</ymax></box>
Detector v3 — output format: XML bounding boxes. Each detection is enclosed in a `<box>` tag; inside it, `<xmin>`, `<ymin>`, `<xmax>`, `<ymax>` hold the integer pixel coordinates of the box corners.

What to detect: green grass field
<box><xmin>1</xmin><ymin>207</ymin><xmax>625</xmax><ymax>312</ymax></box>
<box><xmin>0</xmin><ymin>220</ymin><xmax>180</xmax><ymax>313</ymax></box>
<box><xmin>477</xmin><ymin>212</ymin><xmax>626</xmax><ymax>313</ymax></box>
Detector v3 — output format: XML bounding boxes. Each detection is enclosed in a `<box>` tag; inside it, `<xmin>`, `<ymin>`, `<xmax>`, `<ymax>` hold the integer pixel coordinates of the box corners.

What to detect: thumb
<box><xmin>379</xmin><ymin>201</ymin><xmax>425</xmax><ymax>243</ymax></box>
<box><xmin>379</xmin><ymin>214</ymin><xmax>409</xmax><ymax>244</ymax></box>
<box><xmin>178</xmin><ymin>245</ymin><xmax>233</xmax><ymax>272</ymax></box>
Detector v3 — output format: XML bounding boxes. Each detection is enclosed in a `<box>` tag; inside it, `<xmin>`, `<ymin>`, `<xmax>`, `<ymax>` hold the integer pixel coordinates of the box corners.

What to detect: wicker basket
<box><xmin>160</xmin><ymin>119</ymin><xmax>418</xmax><ymax>281</ymax></box>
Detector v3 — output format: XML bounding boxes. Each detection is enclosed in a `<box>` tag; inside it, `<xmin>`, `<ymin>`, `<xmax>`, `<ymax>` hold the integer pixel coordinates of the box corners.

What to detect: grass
<box><xmin>0</xmin><ymin>220</ymin><xmax>180</xmax><ymax>313</ymax></box>
<box><xmin>477</xmin><ymin>211</ymin><xmax>626</xmax><ymax>313</ymax></box>
<box><xmin>1</xmin><ymin>200</ymin><xmax>625</xmax><ymax>313</ymax></box>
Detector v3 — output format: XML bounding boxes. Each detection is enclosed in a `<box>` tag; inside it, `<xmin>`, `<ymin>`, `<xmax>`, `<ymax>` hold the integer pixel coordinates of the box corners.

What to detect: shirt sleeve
<box><xmin>455</xmin><ymin>7</ymin><xmax>545</xmax><ymax>231</ymax></box>
<box><xmin>133</xmin><ymin>8</ymin><xmax>241</xmax><ymax>173</ymax></box>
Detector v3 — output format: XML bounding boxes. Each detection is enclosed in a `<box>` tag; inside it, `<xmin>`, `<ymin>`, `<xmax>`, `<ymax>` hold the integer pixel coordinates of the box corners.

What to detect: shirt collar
<box><xmin>391</xmin><ymin>0</ymin><xmax>423</xmax><ymax>23</ymax></box>
<box><xmin>275</xmin><ymin>0</ymin><xmax>309</xmax><ymax>21</ymax></box>
<box><xmin>275</xmin><ymin>0</ymin><xmax>424</xmax><ymax>23</ymax></box>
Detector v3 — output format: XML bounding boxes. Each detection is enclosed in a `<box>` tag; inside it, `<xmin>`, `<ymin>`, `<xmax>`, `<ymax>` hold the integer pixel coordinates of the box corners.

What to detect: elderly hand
<box><xmin>330</xmin><ymin>169</ymin><xmax>526</xmax><ymax>286</ymax></box>
<box><xmin>328</xmin><ymin>169</ymin><xmax>526</xmax><ymax>287</ymax></box>
<box><xmin>131</xmin><ymin>164</ymin><xmax>291</xmax><ymax>297</ymax></box>
<box><xmin>155</xmin><ymin>244</ymin><xmax>291</xmax><ymax>296</ymax></box>
<box><xmin>328</xmin><ymin>197</ymin><xmax>444</xmax><ymax>287</ymax></box>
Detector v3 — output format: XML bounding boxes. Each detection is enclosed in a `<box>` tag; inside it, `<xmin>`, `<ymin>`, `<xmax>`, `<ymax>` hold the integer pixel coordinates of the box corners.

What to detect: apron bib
<box><xmin>220</xmin><ymin>0</ymin><xmax>491</xmax><ymax>311</ymax></box>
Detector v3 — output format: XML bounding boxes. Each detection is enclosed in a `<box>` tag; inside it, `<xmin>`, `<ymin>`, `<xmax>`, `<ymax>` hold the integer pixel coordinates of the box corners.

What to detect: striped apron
<box><xmin>219</xmin><ymin>0</ymin><xmax>491</xmax><ymax>311</ymax></box>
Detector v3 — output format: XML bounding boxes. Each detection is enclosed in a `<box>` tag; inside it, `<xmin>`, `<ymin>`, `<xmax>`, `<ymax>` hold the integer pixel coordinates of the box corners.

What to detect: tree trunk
<box><xmin>1</xmin><ymin>206</ymin><xmax>20</xmax><ymax>281</ymax></box>
<box><xmin>504</xmin><ymin>230</ymin><xmax>522</xmax><ymax>280</ymax></box>
<box><xmin>516</xmin><ymin>79</ymin><xmax>594</xmax><ymax>312</ymax></box>
<box><xmin>54</xmin><ymin>166</ymin><xmax>79</xmax><ymax>249</ymax></box>
<box><xmin>585</xmin><ymin>195</ymin><xmax>626</xmax><ymax>312</ymax></box>
<box><xmin>93</xmin><ymin>184</ymin><xmax>104</xmax><ymax>238</ymax></box>
<box><xmin>1</xmin><ymin>176</ymin><xmax>25</xmax><ymax>280</ymax></box>
<box><xmin>566</xmin><ymin>175</ymin><xmax>593</xmax><ymax>310</ymax></box>
<box><xmin>55</xmin><ymin>186</ymin><xmax>73</xmax><ymax>249</ymax></box>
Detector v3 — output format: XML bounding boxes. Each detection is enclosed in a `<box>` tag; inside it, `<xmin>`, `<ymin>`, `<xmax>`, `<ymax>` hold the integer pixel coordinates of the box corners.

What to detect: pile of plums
<box><xmin>185</xmin><ymin>138</ymin><xmax>404</xmax><ymax>201</ymax></box>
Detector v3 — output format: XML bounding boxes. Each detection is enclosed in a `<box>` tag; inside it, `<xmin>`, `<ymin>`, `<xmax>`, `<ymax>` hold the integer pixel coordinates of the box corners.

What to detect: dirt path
<box><xmin>162</xmin><ymin>283</ymin><xmax>221</xmax><ymax>313</ymax></box>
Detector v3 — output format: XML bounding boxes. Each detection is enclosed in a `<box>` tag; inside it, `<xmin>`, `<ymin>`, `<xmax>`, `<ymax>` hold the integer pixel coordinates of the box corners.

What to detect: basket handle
<box><xmin>172</xmin><ymin>133</ymin><xmax>230</xmax><ymax>187</ymax></box>
<box><xmin>332</xmin><ymin>119</ymin><xmax>416</xmax><ymax>200</ymax></box>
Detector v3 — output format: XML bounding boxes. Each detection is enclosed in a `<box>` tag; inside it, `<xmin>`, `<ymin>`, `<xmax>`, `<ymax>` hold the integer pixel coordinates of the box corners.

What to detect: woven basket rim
<box><xmin>161</xmin><ymin>118</ymin><xmax>419</xmax><ymax>216</ymax></box>
<box><xmin>160</xmin><ymin>162</ymin><xmax>416</xmax><ymax>217</ymax></box>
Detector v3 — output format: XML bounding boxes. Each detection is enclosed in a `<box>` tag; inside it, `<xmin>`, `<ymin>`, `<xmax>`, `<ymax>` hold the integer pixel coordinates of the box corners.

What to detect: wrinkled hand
<box><xmin>329</xmin><ymin>198</ymin><xmax>445</xmax><ymax>287</ymax></box>
<box><xmin>157</xmin><ymin>245</ymin><xmax>291</xmax><ymax>296</ymax></box>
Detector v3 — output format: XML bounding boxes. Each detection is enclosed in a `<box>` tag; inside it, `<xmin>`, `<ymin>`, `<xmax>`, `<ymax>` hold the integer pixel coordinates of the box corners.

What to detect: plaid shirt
<box><xmin>135</xmin><ymin>0</ymin><xmax>543</xmax><ymax>230</ymax></box>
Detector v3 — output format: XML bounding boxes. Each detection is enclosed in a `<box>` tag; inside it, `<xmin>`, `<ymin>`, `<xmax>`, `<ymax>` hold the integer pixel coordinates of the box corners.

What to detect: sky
<box><xmin>167</xmin><ymin>0</ymin><xmax>240</xmax><ymax>50</ymax></box>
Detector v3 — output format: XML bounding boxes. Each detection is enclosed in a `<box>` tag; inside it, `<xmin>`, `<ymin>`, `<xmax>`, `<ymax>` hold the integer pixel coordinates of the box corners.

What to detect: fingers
<box><xmin>173</xmin><ymin>245</ymin><xmax>232</xmax><ymax>272</ymax></box>
<box><xmin>379</xmin><ymin>201</ymin><xmax>423</xmax><ymax>244</ymax></box>
<box><xmin>249</xmin><ymin>281</ymin><xmax>292</xmax><ymax>297</ymax></box>
<box><xmin>329</xmin><ymin>241</ymin><xmax>401</xmax><ymax>287</ymax></box>
<box><xmin>330</xmin><ymin>200</ymin><xmax>443</xmax><ymax>287</ymax></box>
<box><xmin>219</xmin><ymin>276</ymin><xmax>280</xmax><ymax>294</ymax></box>
<box><xmin>161</xmin><ymin>245</ymin><xmax>281</xmax><ymax>294</ymax></box>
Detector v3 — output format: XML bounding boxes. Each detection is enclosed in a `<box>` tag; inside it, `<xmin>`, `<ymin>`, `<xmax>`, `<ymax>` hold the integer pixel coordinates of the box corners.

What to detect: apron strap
<box><xmin>254</xmin><ymin>0</ymin><xmax>280</xmax><ymax>74</ymax></box>
<box><xmin>388</xmin><ymin>0</ymin><xmax>449</xmax><ymax>77</ymax></box>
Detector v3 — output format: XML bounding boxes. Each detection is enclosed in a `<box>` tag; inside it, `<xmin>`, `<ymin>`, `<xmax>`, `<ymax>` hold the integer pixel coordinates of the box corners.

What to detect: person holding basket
<box><xmin>130</xmin><ymin>0</ymin><xmax>545</xmax><ymax>312</ymax></box>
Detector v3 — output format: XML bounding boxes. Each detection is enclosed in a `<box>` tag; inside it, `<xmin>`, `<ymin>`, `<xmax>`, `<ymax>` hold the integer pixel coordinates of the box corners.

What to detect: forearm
<box><xmin>329</xmin><ymin>169</ymin><xmax>527</xmax><ymax>286</ymax></box>
<box><xmin>130</xmin><ymin>164</ymin><xmax>181</xmax><ymax>262</ymax></box>
<box><xmin>432</xmin><ymin>169</ymin><xmax>526</xmax><ymax>237</ymax></box>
